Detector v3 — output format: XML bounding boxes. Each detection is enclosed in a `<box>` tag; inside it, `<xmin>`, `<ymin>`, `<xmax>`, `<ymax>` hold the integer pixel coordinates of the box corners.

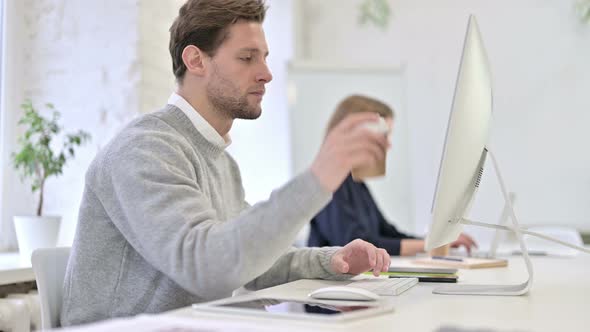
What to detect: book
<box><xmin>363</xmin><ymin>270</ymin><xmax>458</xmax><ymax>279</ymax></box>
<box><xmin>388</xmin><ymin>266</ymin><xmax>457</xmax><ymax>274</ymax></box>
<box><xmin>413</xmin><ymin>256</ymin><xmax>508</xmax><ymax>269</ymax></box>
<box><xmin>389</xmin><ymin>275</ymin><xmax>458</xmax><ymax>283</ymax></box>
<box><xmin>386</xmin><ymin>271</ymin><xmax>457</xmax><ymax>278</ymax></box>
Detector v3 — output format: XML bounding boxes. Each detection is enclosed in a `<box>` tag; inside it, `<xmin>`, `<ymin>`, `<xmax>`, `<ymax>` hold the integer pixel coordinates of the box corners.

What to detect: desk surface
<box><xmin>167</xmin><ymin>254</ymin><xmax>590</xmax><ymax>332</ymax></box>
<box><xmin>0</xmin><ymin>252</ymin><xmax>34</xmax><ymax>285</ymax></box>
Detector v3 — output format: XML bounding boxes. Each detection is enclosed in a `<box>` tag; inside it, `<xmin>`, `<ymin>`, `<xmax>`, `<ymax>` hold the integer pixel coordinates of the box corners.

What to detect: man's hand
<box><xmin>330</xmin><ymin>239</ymin><xmax>391</xmax><ymax>276</ymax></box>
<box><xmin>311</xmin><ymin>113</ymin><xmax>390</xmax><ymax>192</ymax></box>
<box><xmin>451</xmin><ymin>233</ymin><xmax>478</xmax><ymax>254</ymax></box>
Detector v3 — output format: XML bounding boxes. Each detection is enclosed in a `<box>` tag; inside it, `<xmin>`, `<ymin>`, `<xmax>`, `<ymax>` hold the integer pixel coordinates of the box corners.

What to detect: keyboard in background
<box><xmin>346</xmin><ymin>277</ymin><xmax>418</xmax><ymax>296</ymax></box>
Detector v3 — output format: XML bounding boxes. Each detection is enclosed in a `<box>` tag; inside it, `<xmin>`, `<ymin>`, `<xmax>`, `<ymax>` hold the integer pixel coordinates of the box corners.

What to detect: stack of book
<box><xmin>384</xmin><ymin>266</ymin><xmax>459</xmax><ymax>283</ymax></box>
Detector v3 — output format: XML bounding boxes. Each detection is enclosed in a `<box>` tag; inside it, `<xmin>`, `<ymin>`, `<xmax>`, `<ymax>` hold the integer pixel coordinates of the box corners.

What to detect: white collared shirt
<box><xmin>167</xmin><ymin>92</ymin><xmax>232</xmax><ymax>149</ymax></box>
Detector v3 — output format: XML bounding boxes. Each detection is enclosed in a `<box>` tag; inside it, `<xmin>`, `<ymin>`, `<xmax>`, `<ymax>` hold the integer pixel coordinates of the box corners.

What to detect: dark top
<box><xmin>308</xmin><ymin>175</ymin><xmax>417</xmax><ymax>256</ymax></box>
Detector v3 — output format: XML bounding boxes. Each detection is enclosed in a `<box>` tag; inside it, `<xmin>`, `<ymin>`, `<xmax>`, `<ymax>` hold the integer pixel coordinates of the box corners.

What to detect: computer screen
<box><xmin>425</xmin><ymin>15</ymin><xmax>493</xmax><ymax>251</ymax></box>
<box><xmin>423</xmin><ymin>15</ymin><xmax>587</xmax><ymax>296</ymax></box>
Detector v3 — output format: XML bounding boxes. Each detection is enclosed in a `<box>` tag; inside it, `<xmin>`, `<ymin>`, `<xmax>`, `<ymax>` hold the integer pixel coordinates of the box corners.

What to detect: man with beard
<box><xmin>61</xmin><ymin>0</ymin><xmax>391</xmax><ymax>326</ymax></box>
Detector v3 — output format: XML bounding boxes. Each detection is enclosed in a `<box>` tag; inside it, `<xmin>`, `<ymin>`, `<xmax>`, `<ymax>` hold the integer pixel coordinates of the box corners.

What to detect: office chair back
<box><xmin>31</xmin><ymin>247</ymin><xmax>71</xmax><ymax>329</ymax></box>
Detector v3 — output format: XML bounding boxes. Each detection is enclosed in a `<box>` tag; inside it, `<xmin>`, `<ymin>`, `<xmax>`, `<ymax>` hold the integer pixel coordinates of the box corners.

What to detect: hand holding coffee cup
<box><xmin>310</xmin><ymin>95</ymin><xmax>395</xmax><ymax>192</ymax></box>
<box><xmin>351</xmin><ymin>117</ymin><xmax>391</xmax><ymax>181</ymax></box>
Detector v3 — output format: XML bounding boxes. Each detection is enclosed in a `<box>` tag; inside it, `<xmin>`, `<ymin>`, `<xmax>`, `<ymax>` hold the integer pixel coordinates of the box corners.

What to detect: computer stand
<box><xmin>485</xmin><ymin>192</ymin><xmax>516</xmax><ymax>258</ymax></box>
<box><xmin>433</xmin><ymin>148</ymin><xmax>589</xmax><ymax>296</ymax></box>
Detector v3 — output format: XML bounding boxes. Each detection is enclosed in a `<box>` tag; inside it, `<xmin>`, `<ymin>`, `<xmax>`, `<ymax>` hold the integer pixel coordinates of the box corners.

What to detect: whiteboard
<box><xmin>287</xmin><ymin>62</ymin><xmax>415</xmax><ymax>237</ymax></box>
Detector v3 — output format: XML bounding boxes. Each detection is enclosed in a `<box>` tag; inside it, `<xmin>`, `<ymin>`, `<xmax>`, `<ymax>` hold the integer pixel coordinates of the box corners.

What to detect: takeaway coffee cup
<box><xmin>351</xmin><ymin>117</ymin><xmax>389</xmax><ymax>181</ymax></box>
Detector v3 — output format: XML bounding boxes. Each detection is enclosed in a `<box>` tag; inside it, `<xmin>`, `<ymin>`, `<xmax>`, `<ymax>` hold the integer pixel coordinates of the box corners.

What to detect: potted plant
<box><xmin>11</xmin><ymin>100</ymin><xmax>90</xmax><ymax>264</ymax></box>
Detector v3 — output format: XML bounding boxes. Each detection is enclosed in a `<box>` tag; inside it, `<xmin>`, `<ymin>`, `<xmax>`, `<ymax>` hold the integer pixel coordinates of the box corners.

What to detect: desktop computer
<box><xmin>424</xmin><ymin>15</ymin><xmax>589</xmax><ymax>296</ymax></box>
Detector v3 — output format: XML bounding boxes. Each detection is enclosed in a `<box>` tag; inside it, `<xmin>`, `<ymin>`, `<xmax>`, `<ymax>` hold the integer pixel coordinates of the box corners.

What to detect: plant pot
<box><xmin>13</xmin><ymin>215</ymin><xmax>61</xmax><ymax>265</ymax></box>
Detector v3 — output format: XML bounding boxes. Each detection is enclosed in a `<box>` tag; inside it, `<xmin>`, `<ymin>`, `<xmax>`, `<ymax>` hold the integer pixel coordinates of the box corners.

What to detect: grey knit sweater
<box><xmin>61</xmin><ymin>105</ymin><xmax>345</xmax><ymax>326</ymax></box>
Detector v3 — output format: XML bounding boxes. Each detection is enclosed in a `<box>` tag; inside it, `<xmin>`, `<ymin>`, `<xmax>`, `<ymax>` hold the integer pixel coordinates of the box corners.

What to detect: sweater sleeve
<box><xmin>244</xmin><ymin>246</ymin><xmax>352</xmax><ymax>291</ymax></box>
<box><xmin>96</xmin><ymin>129</ymin><xmax>333</xmax><ymax>300</ymax></box>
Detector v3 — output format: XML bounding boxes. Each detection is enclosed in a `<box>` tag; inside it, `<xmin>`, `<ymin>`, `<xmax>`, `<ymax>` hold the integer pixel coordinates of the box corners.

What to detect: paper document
<box><xmin>413</xmin><ymin>256</ymin><xmax>508</xmax><ymax>269</ymax></box>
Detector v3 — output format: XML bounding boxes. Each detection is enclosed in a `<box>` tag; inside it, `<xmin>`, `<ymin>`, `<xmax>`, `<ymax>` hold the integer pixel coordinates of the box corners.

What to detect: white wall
<box><xmin>138</xmin><ymin>0</ymin><xmax>184</xmax><ymax>115</ymax></box>
<box><xmin>0</xmin><ymin>0</ymin><xmax>28</xmax><ymax>250</ymax></box>
<box><xmin>294</xmin><ymin>0</ymin><xmax>590</xmax><ymax>243</ymax></box>
<box><xmin>1</xmin><ymin>0</ymin><xmax>142</xmax><ymax>249</ymax></box>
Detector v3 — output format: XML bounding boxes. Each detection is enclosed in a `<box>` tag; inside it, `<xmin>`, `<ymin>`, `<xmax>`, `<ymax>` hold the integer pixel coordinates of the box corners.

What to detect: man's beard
<box><xmin>206</xmin><ymin>64</ymin><xmax>262</xmax><ymax>120</ymax></box>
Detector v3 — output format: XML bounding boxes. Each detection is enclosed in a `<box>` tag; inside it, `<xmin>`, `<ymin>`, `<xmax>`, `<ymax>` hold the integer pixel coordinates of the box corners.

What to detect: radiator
<box><xmin>0</xmin><ymin>291</ymin><xmax>40</xmax><ymax>332</ymax></box>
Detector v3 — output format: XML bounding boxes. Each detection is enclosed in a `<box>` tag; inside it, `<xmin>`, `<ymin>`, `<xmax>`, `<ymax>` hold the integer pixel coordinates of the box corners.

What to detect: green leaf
<box><xmin>577</xmin><ymin>0</ymin><xmax>590</xmax><ymax>23</ymax></box>
<box><xmin>11</xmin><ymin>100</ymin><xmax>91</xmax><ymax>213</ymax></box>
<box><xmin>358</xmin><ymin>0</ymin><xmax>392</xmax><ymax>30</ymax></box>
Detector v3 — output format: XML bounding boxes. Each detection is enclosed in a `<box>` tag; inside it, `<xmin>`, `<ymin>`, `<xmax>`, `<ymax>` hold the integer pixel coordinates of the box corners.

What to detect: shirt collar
<box><xmin>167</xmin><ymin>92</ymin><xmax>232</xmax><ymax>149</ymax></box>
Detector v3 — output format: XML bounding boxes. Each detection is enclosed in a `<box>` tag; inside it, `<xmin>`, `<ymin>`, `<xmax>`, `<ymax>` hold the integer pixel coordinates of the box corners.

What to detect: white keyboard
<box><xmin>346</xmin><ymin>277</ymin><xmax>418</xmax><ymax>296</ymax></box>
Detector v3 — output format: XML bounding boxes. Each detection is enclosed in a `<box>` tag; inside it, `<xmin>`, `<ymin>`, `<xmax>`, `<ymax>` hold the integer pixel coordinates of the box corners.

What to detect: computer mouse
<box><xmin>308</xmin><ymin>286</ymin><xmax>380</xmax><ymax>301</ymax></box>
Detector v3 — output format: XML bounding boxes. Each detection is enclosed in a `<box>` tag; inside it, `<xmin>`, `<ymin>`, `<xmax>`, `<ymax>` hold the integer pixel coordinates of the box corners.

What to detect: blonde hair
<box><xmin>326</xmin><ymin>95</ymin><xmax>394</xmax><ymax>133</ymax></box>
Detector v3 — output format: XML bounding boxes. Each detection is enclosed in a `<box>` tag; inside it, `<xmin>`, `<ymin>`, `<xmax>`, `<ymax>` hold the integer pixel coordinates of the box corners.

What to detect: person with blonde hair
<box><xmin>308</xmin><ymin>95</ymin><xmax>477</xmax><ymax>256</ymax></box>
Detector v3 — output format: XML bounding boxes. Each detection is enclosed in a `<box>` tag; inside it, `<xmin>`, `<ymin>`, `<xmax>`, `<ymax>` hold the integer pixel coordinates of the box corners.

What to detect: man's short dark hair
<box><xmin>169</xmin><ymin>0</ymin><xmax>267</xmax><ymax>83</ymax></box>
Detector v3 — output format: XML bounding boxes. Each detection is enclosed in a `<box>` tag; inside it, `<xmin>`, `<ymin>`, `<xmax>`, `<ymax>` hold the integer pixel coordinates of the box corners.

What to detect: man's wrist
<box><xmin>318</xmin><ymin>246</ymin><xmax>342</xmax><ymax>275</ymax></box>
<box><xmin>310</xmin><ymin>164</ymin><xmax>336</xmax><ymax>193</ymax></box>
